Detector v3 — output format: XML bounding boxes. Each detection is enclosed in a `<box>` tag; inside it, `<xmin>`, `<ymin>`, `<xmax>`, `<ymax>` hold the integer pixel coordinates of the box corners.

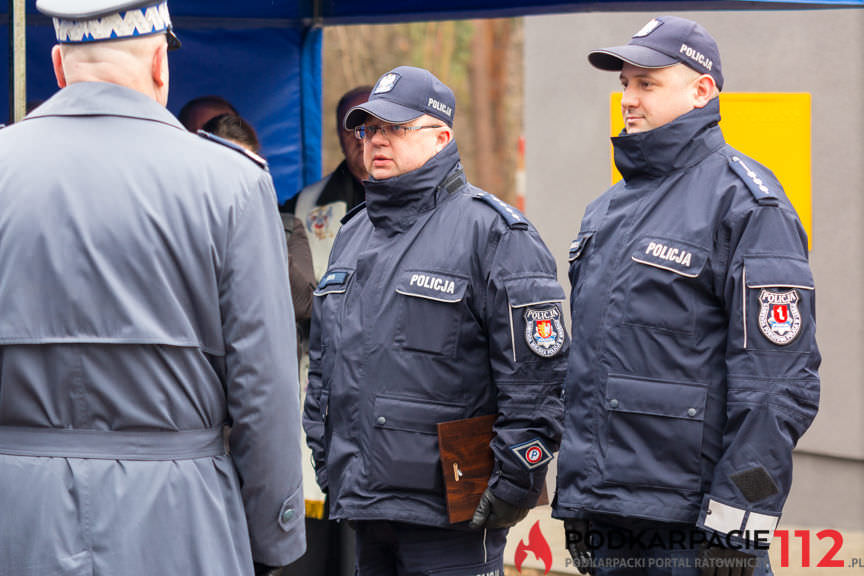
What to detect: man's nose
<box><xmin>621</xmin><ymin>85</ymin><xmax>637</xmax><ymax>109</ymax></box>
<box><xmin>369</xmin><ymin>128</ymin><xmax>389</xmax><ymax>145</ymax></box>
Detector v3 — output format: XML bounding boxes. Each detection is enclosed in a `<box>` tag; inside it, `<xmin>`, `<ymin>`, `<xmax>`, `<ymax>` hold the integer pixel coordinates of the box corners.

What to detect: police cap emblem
<box><xmin>632</xmin><ymin>18</ymin><xmax>662</xmax><ymax>38</ymax></box>
<box><xmin>373</xmin><ymin>73</ymin><xmax>399</xmax><ymax>94</ymax></box>
<box><xmin>758</xmin><ymin>289</ymin><xmax>802</xmax><ymax>345</ymax></box>
<box><xmin>524</xmin><ymin>305</ymin><xmax>565</xmax><ymax>357</ymax></box>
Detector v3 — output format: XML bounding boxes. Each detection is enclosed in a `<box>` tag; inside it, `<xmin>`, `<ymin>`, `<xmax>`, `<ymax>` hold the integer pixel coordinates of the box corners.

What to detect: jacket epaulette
<box><xmin>728</xmin><ymin>155</ymin><xmax>779</xmax><ymax>206</ymax></box>
<box><xmin>197</xmin><ymin>130</ymin><xmax>269</xmax><ymax>170</ymax></box>
<box><xmin>341</xmin><ymin>201</ymin><xmax>367</xmax><ymax>225</ymax></box>
<box><xmin>472</xmin><ymin>191</ymin><xmax>529</xmax><ymax>229</ymax></box>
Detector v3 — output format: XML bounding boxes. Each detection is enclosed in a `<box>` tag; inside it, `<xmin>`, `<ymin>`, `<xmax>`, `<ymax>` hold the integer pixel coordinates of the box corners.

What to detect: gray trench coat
<box><xmin>0</xmin><ymin>82</ymin><xmax>305</xmax><ymax>575</ymax></box>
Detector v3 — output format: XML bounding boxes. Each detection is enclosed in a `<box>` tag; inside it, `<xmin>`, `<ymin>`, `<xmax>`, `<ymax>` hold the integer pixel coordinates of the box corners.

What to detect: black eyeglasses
<box><xmin>353</xmin><ymin>124</ymin><xmax>444</xmax><ymax>141</ymax></box>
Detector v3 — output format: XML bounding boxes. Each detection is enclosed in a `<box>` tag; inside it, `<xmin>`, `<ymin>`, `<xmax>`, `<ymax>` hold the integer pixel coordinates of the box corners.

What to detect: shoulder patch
<box><xmin>728</xmin><ymin>155</ymin><xmax>778</xmax><ymax>206</ymax></box>
<box><xmin>510</xmin><ymin>438</ymin><xmax>554</xmax><ymax>470</ymax></box>
<box><xmin>197</xmin><ymin>130</ymin><xmax>269</xmax><ymax>170</ymax></box>
<box><xmin>340</xmin><ymin>201</ymin><xmax>367</xmax><ymax>225</ymax></box>
<box><xmin>472</xmin><ymin>191</ymin><xmax>528</xmax><ymax>229</ymax></box>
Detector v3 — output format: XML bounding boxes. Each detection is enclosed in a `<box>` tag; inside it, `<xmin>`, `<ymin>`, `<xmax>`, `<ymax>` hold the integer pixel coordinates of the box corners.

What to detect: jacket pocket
<box><xmin>314</xmin><ymin>268</ymin><xmax>354</xmax><ymax>355</ymax></box>
<box><xmin>601</xmin><ymin>374</ymin><xmax>707</xmax><ymax>491</ymax></box>
<box><xmin>368</xmin><ymin>395</ymin><xmax>464</xmax><ymax>493</ymax></box>
<box><xmin>569</xmin><ymin>230</ymin><xmax>594</xmax><ymax>263</ymax></box>
<box><xmin>395</xmin><ymin>270</ymin><xmax>469</xmax><ymax>357</ymax></box>
<box><xmin>625</xmin><ymin>237</ymin><xmax>708</xmax><ymax>333</ymax></box>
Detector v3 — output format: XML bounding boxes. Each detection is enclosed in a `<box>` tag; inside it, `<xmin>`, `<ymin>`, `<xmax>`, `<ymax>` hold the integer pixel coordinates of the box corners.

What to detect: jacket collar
<box><xmin>363</xmin><ymin>140</ymin><xmax>461</xmax><ymax>234</ymax></box>
<box><xmin>612</xmin><ymin>98</ymin><xmax>726</xmax><ymax>181</ymax></box>
<box><xmin>25</xmin><ymin>81</ymin><xmax>186</xmax><ymax>132</ymax></box>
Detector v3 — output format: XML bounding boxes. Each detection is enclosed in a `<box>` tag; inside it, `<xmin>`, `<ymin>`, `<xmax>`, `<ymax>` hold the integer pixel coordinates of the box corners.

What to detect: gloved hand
<box><xmin>468</xmin><ymin>487</ymin><xmax>531</xmax><ymax>529</ymax></box>
<box><xmin>564</xmin><ymin>519</ymin><xmax>595</xmax><ymax>575</ymax></box>
<box><xmin>700</xmin><ymin>544</ymin><xmax>756</xmax><ymax>576</ymax></box>
<box><xmin>253</xmin><ymin>562</ymin><xmax>283</xmax><ymax>576</ymax></box>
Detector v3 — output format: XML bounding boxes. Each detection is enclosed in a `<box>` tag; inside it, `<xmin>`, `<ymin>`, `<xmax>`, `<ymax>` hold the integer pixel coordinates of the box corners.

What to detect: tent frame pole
<box><xmin>8</xmin><ymin>0</ymin><xmax>26</xmax><ymax>123</ymax></box>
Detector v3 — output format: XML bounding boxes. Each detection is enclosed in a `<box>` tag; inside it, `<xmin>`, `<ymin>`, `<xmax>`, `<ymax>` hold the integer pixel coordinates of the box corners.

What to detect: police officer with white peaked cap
<box><xmin>304</xmin><ymin>66</ymin><xmax>568</xmax><ymax>575</ymax></box>
<box><xmin>0</xmin><ymin>2</ymin><xmax>305</xmax><ymax>575</ymax></box>
<box><xmin>554</xmin><ymin>16</ymin><xmax>820</xmax><ymax>576</ymax></box>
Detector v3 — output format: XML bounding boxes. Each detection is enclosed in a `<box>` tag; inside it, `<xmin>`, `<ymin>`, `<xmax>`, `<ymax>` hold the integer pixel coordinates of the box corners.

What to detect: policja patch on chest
<box><xmin>758</xmin><ymin>289</ymin><xmax>802</xmax><ymax>345</ymax></box>
<box><xmin>524</xmin><ymin>305</ymin><xmax>565</xmax><ymax>357</ymax></box>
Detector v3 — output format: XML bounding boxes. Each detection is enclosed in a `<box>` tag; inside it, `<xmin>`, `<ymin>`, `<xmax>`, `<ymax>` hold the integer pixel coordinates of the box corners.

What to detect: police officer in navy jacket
<box><xmin>303</xmin><ymin>66</ymin><xmax>567</xmax><ymax>575</ymax></box>
<box><xmin>554</xmin><ymin>16</ymin><xmax>820</xmax><ymax>576</ymax></box>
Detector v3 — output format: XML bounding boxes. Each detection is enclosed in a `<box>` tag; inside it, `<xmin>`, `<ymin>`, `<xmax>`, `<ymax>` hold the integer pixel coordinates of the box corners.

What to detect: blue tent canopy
<box><xmin>3</xmin><ymin>0</ymin><xmax>862</xmax><ymax>202</ymax></box>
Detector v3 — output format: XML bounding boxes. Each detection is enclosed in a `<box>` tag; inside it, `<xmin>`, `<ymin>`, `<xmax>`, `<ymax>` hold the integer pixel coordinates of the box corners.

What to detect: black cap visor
<box><xmin>588</xmin><ymin>45</ymin><xmax>678</xmax><ymax>71</ymax></box>
<box><xmin>344</xmin><ymin>100</ymin><xmax>423</xmax><ymax>130</ymax></box>
<box><xmin>167</xmin><ymin>28</ymin><xmax>181</xmax><ymax>50</ymax></box>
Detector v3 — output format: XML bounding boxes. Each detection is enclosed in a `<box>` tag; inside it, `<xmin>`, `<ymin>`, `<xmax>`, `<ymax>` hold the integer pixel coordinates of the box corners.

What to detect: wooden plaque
<box><xmin>437</xmin><ymin>414</ymin><xmax>497</xmax><ymax>524</ymax></box>
<box><xmin>437</xmin><ymin>415</ymin><xmax>552</xmax><ymax>524</ymax></box>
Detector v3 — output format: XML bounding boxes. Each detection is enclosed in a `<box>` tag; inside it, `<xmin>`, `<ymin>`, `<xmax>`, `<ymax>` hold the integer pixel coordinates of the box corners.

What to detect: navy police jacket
<box><xmin>554</xmin><ymin>99</ymin><xmax>820</xmax><ymax>545</ymax></box>
<box><xmin>303</xmin><ymin>141</ymin><xmax>567</xmax><ymax>526</ymax></box>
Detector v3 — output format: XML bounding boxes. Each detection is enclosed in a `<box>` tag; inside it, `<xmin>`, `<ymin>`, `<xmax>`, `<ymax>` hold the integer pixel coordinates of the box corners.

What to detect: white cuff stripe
<box><xmin>704</xmin><ymin>499</ymin><xmax>746</xmax><ymax>535</ymax></box>
<box><xmin>745</xmin><ymin>511</ymin><xmax>780</xmax><ymax>540</ymax></box>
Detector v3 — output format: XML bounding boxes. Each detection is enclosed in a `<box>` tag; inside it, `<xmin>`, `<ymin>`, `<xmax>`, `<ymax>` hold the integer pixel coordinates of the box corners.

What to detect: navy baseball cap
<box><xmin>588</xmin><ymin>16</ymin><xmax>723</xmax><ymax>90</ymax></box>
<box><xmin>344</xmin><ymin>66</ymin><xmax>455</xmax><ymax>129</ymax></box>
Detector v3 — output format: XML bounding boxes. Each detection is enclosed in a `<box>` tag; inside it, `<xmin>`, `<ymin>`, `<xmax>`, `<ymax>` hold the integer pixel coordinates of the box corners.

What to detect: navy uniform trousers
<box><xmin>354</xmin><ymin>521</ymin><xmax>506</xmax><ymax>576</ymax></box>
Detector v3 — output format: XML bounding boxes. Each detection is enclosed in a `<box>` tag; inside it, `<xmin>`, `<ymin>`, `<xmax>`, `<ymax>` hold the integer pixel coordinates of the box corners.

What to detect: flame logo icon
<box><xmin>515</xmin><ymin>520</ymin><xmax>553</xmax><ymax>575</ymax></box>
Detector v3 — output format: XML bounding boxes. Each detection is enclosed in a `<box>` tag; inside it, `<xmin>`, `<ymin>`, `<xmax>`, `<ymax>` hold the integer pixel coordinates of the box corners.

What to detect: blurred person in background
<box><xmin>179</xmin><ymin>94</ymin><xmax>238</xmax><ymax>132</ymax></box>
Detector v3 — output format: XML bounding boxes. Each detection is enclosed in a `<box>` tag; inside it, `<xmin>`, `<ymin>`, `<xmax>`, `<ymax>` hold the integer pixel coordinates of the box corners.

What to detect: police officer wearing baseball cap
<box><xmin>304</xmin><ymin>66</ymin><xmax>568</xmax><ymax>575</ymax></box>
<box><xmin>0</xmin><ymin>1</ymin><xmax>306</xmax><ymax>575</ymax></box>
<box><xmin>554</xmin><ymin>15</ymin><xmax>820</xmax><ymax>576</ymax></box>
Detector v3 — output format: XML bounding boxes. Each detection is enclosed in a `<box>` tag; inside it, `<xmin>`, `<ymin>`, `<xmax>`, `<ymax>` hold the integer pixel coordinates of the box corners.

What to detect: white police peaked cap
<box><xmin>37</xmin><ymin>0</ymin><xmax>181</xmax><ymax>50</ymax></box>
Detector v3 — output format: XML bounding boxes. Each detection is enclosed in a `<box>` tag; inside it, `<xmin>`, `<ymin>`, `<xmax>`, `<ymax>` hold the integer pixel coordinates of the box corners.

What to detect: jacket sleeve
<box><xmin>220</xmin><ymin>172</ymin><xmax>306</xmax><ymax>565</ymax></box>
<box><xmin>697</xmin><ymin>200</ymin><xmax>820</xmax><ymax>548</ymax></box>
<box><xmin>286</xmin><ymin>215</ymin><xmax>316</xmax><ymax>325</ymax></box>
<box><xmin>302</xmin><ymin>288</ymin><xmax>329</xmax><ymax>492</ymax></box>
<box><xmin>484</xmin><ymin>224</ymin><xmax>568</xmax><ymax>508</ymax></box>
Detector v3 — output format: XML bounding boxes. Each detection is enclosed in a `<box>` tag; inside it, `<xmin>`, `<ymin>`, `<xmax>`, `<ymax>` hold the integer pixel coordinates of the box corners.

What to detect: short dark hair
<box><xmin>202</xmin><ymin>114</ymin><xmax>260</xmax><ymax>153</ymax></box>
<box><xmin>336</xmin><ymin>86</ymin><xmax>373</xmax><ymax>131</ymax></box>
<box><xmin>178</xmin><ymin>95</ymin><xmax>239</xmax><ymax>130</ymax></box>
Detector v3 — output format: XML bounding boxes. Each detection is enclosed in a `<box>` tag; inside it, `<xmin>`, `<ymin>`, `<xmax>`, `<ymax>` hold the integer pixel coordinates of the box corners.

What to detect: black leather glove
<box><xmin>253</xmin><ymin>563</ymin><xmax>283</xmax><ymax>576</ymax></box>
<box><xmin>468</xmin><ymin>487</ymin><xmax>530</xmax><ymax>529</ymax></box>
<box><xmin>700</xmin><ymin>545</ymin><xmax>756</xmax><ymax>576</ymax></box>
<box><xmin>564</xmin><ymin>519</ymin><xmax>595</xmax><ymax>575</ymax></box>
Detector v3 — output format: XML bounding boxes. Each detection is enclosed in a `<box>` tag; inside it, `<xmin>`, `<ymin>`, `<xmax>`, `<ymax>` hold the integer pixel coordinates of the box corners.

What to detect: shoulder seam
<box><xmin>197</xmin><ymin>130</ymin><xmax>268</xmax><ymax>170</ymax></box>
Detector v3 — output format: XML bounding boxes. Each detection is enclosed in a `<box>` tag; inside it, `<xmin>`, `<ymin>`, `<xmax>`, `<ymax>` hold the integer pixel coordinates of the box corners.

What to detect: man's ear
<box><xmin>435</xmin><ymin>126</ymin><xmax>453</xmax><ymax>153</ymax></box>
<box><xmin>692</xmin><ymin>74</ymin><xmax>717</xmax><ymax>109</ymax></box>
<box><xmin>151</xmin><ymin>42</ymin><xmax>168</xmax><ymax>88</ymax></box>
<box><xmin>52</xmin><ymin>45</ymin><xmax>67</xmax><ymax>88</ymax></box>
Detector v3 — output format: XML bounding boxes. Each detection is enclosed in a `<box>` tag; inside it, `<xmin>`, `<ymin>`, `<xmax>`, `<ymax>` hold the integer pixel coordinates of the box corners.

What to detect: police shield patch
<box><xmin>758</xmin><ymin>289</ymin><xmax>802</xmax><ymax>345</ymax></box>
<box><xmin>511</xmin><ymin>439</ymin><xmax>553</xmax><ymax>470</ymax></box>
<box><xmin>524</xmin><ymin>306</ymin><xmax>564</xmax><ymax>357</ymax></box>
